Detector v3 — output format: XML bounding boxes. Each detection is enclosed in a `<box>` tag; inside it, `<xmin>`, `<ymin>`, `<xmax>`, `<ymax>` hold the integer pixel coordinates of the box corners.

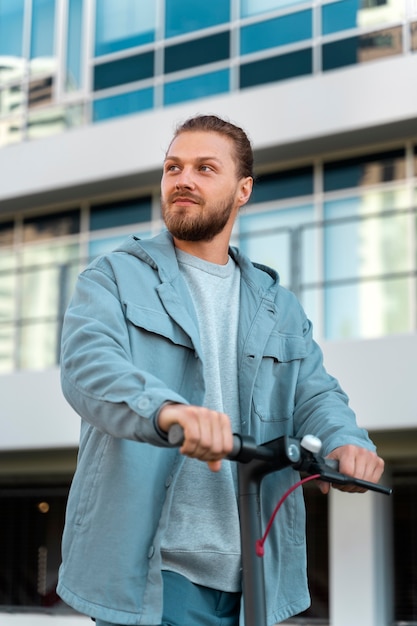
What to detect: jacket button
<box><xmin>138</xmin><ymin>397</ymin><xmax>150</xmax><ymax>410</ymax></box>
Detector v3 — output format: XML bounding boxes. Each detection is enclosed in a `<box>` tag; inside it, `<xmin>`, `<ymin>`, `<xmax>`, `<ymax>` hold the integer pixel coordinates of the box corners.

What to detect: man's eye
<box><xmin>200</xmin><ymin>165</ymin><xmax>213</xmax><ymax>172</ymax></box>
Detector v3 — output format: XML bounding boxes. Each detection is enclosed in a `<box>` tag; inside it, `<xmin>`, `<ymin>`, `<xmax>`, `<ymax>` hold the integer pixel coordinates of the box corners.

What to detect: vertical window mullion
<box><xmin>55</xmin><ymin>0</ymin><xmax>69</xmax><ymax>101</ymax></box>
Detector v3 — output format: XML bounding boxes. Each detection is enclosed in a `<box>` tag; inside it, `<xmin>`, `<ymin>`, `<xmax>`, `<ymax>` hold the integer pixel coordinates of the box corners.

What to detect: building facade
<box><xmin>0</xmin><ymin>0</ymin><xmax>416</xmax><ymax>624</ymax></box>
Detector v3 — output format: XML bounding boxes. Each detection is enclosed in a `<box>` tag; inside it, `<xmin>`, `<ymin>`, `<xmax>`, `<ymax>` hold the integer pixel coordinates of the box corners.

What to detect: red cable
<box><xmin>255</xmin><ymin>474</ymin><xmax>321</xmax><ymax>557</ymax></box>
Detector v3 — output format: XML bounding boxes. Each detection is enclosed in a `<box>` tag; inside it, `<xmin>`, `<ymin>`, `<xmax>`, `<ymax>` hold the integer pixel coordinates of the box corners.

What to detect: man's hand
<box><xmin>318</xmin><ymin>444</ymin><xmax>385</xmax><ymax>494</ymax></box>
<box><xmin>158</xmin><ymin>403</ymin><xmax>234</xmax><ymax>472</ymax></box>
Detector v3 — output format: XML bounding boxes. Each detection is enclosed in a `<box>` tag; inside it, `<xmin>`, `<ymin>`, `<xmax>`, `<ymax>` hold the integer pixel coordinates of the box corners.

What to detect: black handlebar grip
<box><xmin>168</xmin><ymin>424</ymin><xmax>243</xmax><ymax>458</ymax></box>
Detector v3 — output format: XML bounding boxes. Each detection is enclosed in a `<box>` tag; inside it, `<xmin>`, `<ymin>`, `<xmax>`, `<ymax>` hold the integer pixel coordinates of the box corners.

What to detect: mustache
<box><xmin>168</xmin><ymin>191</ymin><xmax>203</xmax><ymax>204</ymax></box>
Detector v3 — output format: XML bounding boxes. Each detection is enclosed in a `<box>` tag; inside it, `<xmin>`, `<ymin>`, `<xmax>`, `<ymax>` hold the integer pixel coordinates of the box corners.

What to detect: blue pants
<box><xmin>94</xmin><ymin>571</ymin><xmax>241</xmax><ymax>626</ymax></box>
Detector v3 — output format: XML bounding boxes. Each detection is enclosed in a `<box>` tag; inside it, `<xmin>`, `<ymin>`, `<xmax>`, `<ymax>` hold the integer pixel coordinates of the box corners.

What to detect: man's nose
<box><xmin>175</xmin><ymin>168</ymin><xmax>195</xmax><ymax>189</ymax></box>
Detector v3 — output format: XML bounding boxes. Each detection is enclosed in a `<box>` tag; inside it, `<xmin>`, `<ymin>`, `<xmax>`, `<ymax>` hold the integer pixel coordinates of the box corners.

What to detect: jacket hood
<box><xmin>114</xmin><ymin>229</ymin><xmax>281</xmax><ymax>296</ymax></box>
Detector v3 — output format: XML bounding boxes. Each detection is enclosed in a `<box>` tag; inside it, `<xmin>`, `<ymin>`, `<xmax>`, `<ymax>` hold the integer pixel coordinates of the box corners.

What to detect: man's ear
<box><xmin>237</xmin><ymin>176</ymin><xmax>253</xmax><ymax>208</ymax></box>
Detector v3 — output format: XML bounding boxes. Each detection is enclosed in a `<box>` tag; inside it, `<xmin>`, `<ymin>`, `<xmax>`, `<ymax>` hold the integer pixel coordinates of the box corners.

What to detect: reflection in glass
<box><xmin>322</xmin><ymin>0</ymin><xmax>405</xmax><ymax>35</ymax></box>
<box><xmin>323</xmin><ymin>149</ymin><xmax>405</xmax><ymax>191</ymax></box>
<box><xmin>89</xmin><ymin>230</ymin><xmax>150</xmax><ymax>262</ymax></box>
<box><xmin>0</xmin><ymin>115</ymin><xmax>24</xmax><ymax>146</ymax></box>
<box><xmin>164</xmin><ymin>70</ymin><xmax>229</xmax><ymax>106</ymax></box>
<box><xmin>0</xmin><ymin>227</ymin><xmax>16</xmax><ymax>325</ymax></box>
<box><xmin>241</xmin><ymin>11</ymin><xmax>312</xmax><ymax>55</ymax></box>
<box><xmin>93</xmin><ymin>88</ymin><xmax>153</xmax><ymax>122</ymax></box>
<box><xmin>238</xmin><ymin>204</ymin><xmax>315</xmax><ymax>288</ymax></box>
<box><xmin>359</xmin><ymin>26</ymin><xmax>402</xmax><ymax>62</ymax></box>
<box><xmin>19</xmin><ymin>319</ymin><xmax>61</xmax><ymax>370</ymax></box>
<box><xmin>29</xmin><ymin>75</ymin><xmax>54</xmax><ymax>108</ymax></box>
<box><xmin>358</xmin><ymin>0</ymin><xmax>405</xmax><ymax>27</ymax></box>
<box><xmin>27</xmin><ymin>103</ymin><xmax>84</xmax><ymax>139</ymax></box>
<box><xmin>322</xmin><ymin>27</ymin><xmax>402</xmax><ymax>71</ymax></box>
<box><xmin>0</xmin><ymin>0</ymin><xmax>25</xmax><ymax>85</ymax></box>
<box><xmin>30</xmin><ymin>0</ymin><xmax>57</xmax><ymax>75</ymax></box>
<box><xmin>411</xmin><ymin>22</ymin><xmax>417</xmax><ymax>51</ymax></box>
<box><xmin>165</xmin><ymin>0</ymin><xmax>229</xmax><ymax>38</ymax></box>
<box><xmin>323</xmin><ymin>189</ymin><xmax>412</xmax><ymax>339</ymax></box>
<box><xmin>23</xmin><ymin>210</ymin><xmax>80</xmax><ymax>242</ymax></box>
<box><xmin>0</xmin><ymin>83</ymin><xmax>24</xmax><ymax>115</ymax></box>
<box><xmin>0</xmin><ymin>323</ymin><xmax>14</xmax><ymax>373</ymax></box>
<box><xmin>241</xmin><ymin>0</ymin><xmax>307</xmax><ymax>18</ymax></box>
<box><xmin>66</xmin><ymin>0</ymin><xmax>84</xmax><ymax>91</ymax></box>
<box><xmin>20</xmin><ymin>242</ymin><xmax>80</xmax><ymax>369</ymax></box>
<box><xmin>325</xmin><ymin>277</ymin><xmax>411</xmax><ymax>339</ymax></box>
<box><xmin>95</xmin><ymin>0</ymin><xmax>156</xmax><ymax>56</ymax></box>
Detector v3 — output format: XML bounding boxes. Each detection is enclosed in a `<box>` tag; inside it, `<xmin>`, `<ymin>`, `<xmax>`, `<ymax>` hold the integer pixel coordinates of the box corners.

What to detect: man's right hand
<box><xmin>158</xmin><ymin>403</ymin><xmax>233</xmax><ymax>472</ymax></box>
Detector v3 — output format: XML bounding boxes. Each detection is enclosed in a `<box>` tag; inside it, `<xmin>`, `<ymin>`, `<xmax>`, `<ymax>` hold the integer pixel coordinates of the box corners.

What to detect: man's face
<box><xmin>161</xmin><ymin>130</ymin><xmax>247</xmax><ymax>242</ymax></box>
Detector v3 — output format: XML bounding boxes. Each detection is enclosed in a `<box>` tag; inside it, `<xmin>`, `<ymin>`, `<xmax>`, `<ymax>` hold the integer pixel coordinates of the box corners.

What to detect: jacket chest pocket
<box><xmin>252</xmin><ymin>333</ymin><xmax>308</xmax><ymax>423</ymax></box>
<box><xmin>124</xmin><ymin>301</ymin><xmax>200</xmax><ymax>397</ymax></box>
<box><xmin>124</xmin><ymin>301</ymin><xmax>194</xmax><ymax>349</ymax></box>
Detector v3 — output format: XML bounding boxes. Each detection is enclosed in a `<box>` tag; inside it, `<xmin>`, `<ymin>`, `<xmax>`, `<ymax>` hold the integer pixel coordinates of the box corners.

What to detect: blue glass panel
<box><xmin>66</xmin><ymin>0</ymin><xmax>83</xmax><ymax>91</ymax></box>
<box><xmin>164</xmin><ymin>69</ymin><xmax>229</xmax><ymax>105</ymax></box>
<box><xmin>241</xmin><ymin>0</ymin><xmax>307</xmax><ymax>17</ymax></box>
<box><xmin>165</xmin><ymin>32</ymin><xmax>230</xmax><ymax>74</ymax></box>
<box><xmin>165</xmin><ymin>0</ymin><xmax>230</xmax><ymax>37</ymax></box>
<box><xmin>323</xmin><ymin>186</ymin><xmax>412</xmax><ymax>339</ymax></box>
<box><xmin>323</xmin><ymin>150</ymin><xmax>405</xmax><ymax>191</ymax></box>
<box><xmin>30</xmin><ymin>0</ymin><xmax>56</xmax><ymax>59</ymax></box>
<box><xmin>322</xmin><ymin>0</ymin><xmax>359</xmax><ymax>36</ymax></box>
<box><xmin>92</xmin><ymin>88</ymin><xmax>153</xmax><ymax>122</ymax></box>
<box><xmin>90</xmin><ymin>197</ymin><xmax>152</xmax><ymax>230</ymax></box>
<box><xmin>94</xmin><ymin>51</ymin><xmax>154</xmax><ymax>90</ymax></box>
<box><xmin>238</xmin><ymin>204</ymin><xmax>314</xmax><ymax>288</ymax></box>
<box><xmin>95</xmin><ymin>0</ymin><xmax>156</xmax><ymax>56</ymax></box>
<box><xmin>322</xmin><ymin>36</ymin><xmax>358</xmax><ymax>71</ymax></box>
<box><xmin>241</xmin><ymin>11</ymin><xmax>312</xmax><ymax>54</ymax></box>
<box><xmin>250</xmin><ymin>167</ymin><xmax>313</xmax><ymax>204</ymax></box>
<box><xmin>0</xmin><ymin>0</ymin><xmax>24</xmax><ymax>57</ymax></box>
<box><xmin>240</xmin><ymin>48</ymin><xmax>312</xmax><ymax>88</ymax></box>
<box><xmin>89</xmin><ymin>230</ymin><xmax>151</xmax><ymax>261</ymax></box>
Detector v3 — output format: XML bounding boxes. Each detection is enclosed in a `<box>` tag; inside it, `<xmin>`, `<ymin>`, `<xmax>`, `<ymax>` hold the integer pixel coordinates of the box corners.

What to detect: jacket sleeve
<box><xmin>60</xmin><ymin>260</ymin><xmax>189</xmax><ymax>446</ymax></box>
<box><xmin>292</xmin><ymin>313</ymin><xmax>375</xmax><ymax>456</ymax></box>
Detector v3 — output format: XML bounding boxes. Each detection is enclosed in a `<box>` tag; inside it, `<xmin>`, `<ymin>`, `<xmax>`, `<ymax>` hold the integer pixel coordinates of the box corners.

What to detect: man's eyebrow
<box><xmin>164</xmin><ymin>155</ymin><xmax>223</xmax><ymax>165</ymax></box>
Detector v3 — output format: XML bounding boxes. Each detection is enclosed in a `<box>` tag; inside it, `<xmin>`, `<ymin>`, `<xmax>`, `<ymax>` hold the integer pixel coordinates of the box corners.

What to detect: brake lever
<box><xmin>296</xmin><ymin>452</ymin><xmax>392</xmax><ymax>496</ymax></box>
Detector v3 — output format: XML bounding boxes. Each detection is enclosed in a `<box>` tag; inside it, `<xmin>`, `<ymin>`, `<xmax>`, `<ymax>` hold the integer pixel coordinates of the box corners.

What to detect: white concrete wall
<box><xmin>0</xmin><ymin>368</ymin><xmax>80</xmax><ymax>451</ymax></box>
<box><xmin>322</xmin><ymin>333</ymin><xmax>417</xmax><ymax>432</ymax></box>
<box><xmin>1</xmin><ymin>53</ymin><xmax>417</xmax><ymax>206</ymax></box>
<box><xmin>0</xmin><ymin>332</ymin><xmax>416</xmax><ymax>452</ymax></box>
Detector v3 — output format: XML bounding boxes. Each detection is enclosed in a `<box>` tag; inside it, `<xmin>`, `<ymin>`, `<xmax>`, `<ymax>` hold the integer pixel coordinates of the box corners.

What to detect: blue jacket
<box><xmin>57</xmin><ymin>231</ymin><xmax>375</xmax><ymax>625</ymax></box>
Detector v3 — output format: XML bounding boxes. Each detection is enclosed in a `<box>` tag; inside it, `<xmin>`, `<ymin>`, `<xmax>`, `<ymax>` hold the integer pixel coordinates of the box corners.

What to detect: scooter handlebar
<box><xmin>167</xmin><ymin>425</ymin><xmax>392</xmax><ymax>496</ymax></box>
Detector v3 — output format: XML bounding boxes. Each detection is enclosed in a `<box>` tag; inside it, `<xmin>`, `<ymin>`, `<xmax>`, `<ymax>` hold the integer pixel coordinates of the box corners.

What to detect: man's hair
<box><xmin>172</xmin><ymin>114</ymin><xmax>254</xmax><ymax>180</ymax></box>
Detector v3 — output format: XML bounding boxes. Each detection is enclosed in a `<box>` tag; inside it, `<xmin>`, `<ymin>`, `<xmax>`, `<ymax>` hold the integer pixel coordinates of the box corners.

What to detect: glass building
<box><xmin>0</xmin><ymin>0</ymin><xmax>416</xmax><ymax>624</ymax></box>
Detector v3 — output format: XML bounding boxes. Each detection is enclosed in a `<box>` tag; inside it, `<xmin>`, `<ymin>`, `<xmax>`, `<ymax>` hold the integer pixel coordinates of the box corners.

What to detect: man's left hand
<box><xmin>318</xmin><ymin>444</ymin><xmax>385</xmax><ymax>494</ymax></box>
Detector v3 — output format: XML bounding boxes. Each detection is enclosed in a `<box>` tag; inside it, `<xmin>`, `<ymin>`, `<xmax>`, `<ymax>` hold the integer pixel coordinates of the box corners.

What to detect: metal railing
<box><xmin>0</xmin><ymin>205</ymin><xmax>416</xmax><ymax>371</ymax></box>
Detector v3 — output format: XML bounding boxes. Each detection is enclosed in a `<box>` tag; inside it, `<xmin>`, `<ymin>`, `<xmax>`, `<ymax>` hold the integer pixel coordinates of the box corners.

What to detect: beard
<box><xmin>161</xmin><ymin>191</ymin><xmax>236</xmax><ymax>242</ymax></box>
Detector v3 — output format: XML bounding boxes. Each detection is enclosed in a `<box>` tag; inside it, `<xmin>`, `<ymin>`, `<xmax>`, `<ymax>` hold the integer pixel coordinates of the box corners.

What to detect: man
<box><xmin>57</xmin><ymin>115</ymin><xmax>384</xmax><ymax>626</ymax></box>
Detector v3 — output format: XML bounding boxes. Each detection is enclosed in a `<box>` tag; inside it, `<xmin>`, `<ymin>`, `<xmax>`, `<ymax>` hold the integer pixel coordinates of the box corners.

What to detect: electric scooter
<box><xmin>168</xmin><ymin>425</ymin><xmax>392</xmax><ymax>626</ymax></box>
